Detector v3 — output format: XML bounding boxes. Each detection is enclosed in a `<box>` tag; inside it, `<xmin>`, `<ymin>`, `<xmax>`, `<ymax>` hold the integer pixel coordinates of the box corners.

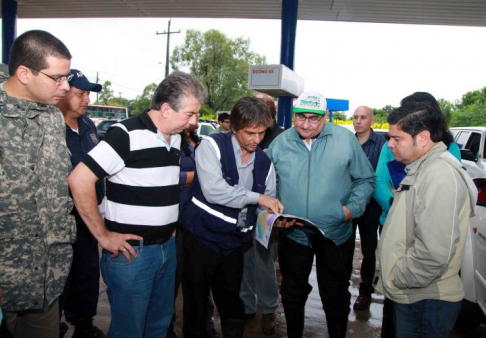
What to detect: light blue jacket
<box><xmin>267</xmin><ymin>123</ymin><xmax>375</xmax><ymax>246</ymax></box>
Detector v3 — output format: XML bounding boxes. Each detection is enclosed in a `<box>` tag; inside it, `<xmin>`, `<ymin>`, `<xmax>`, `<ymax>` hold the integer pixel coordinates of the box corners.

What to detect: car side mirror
<box><xmin>461</xmin><ymin>149</ymin><xmax>477</xmax><ymax>162</ymax></box>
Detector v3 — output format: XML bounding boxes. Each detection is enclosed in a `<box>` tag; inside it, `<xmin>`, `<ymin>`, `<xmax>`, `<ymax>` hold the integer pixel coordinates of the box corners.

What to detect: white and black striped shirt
<box><xmin>83</xmin><ymin>111</ymin><xmax>180</xmax><ymax>239</ymax></box>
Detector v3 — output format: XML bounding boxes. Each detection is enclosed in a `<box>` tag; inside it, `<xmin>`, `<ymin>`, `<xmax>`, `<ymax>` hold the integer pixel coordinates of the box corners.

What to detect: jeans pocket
<box><xmin>106</xmin><ymin>247</ymin><xmax>140</xmax><ymax>266</ymax></box>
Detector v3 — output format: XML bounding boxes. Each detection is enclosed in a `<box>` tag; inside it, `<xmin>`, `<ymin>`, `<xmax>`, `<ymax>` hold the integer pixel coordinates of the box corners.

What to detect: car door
<box><xmin>454</xmin><ymin>130</ymin><xmax>486</xmax><ymax>179</ymax></box>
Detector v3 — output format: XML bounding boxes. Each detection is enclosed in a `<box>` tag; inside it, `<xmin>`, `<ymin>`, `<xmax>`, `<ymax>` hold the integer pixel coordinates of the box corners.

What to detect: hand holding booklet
<box><xmin>255</xmin><ymin>211</ymin><xmax>317</xmax><ymax>248</ymax></box>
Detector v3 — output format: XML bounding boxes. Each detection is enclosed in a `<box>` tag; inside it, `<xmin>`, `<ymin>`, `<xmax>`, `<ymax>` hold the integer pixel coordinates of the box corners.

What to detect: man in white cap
<box><xmin>267</xmin><ymin>91</ymin><xmax>375</xmax><ymax>337</ymax></box>
<box><xmin>56</xmin><ymin>69</ymin><xmax>104</xmax><ymax>338</ymax></box>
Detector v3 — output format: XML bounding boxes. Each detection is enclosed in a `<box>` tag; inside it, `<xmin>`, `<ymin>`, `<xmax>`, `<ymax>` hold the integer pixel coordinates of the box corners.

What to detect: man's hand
<box><xmin>343</xmin><ymin>206</ymin><xmax>352</xmax><ymax>221</ymax></box>
<box><xmin>274</xmin><ymin>217</ymin><xmax>304</xmax><ymax>228</ymax></box>
<box><xmin>97</xmin><ymin>231</ymin><xmax>143</xmax><ymax>262</ymax></box>
<box><xmin>258</xmin><ymin>194</ymin><xmax>284</xmax><ymax>214</ymax></box>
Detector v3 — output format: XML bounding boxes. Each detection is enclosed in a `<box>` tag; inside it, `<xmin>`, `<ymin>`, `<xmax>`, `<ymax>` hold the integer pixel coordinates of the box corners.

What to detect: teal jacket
<box><xmin>373</xmin><ymin>141</ymin><xmax>461</xmax><ymax>225</ymax></box>
<box><xmin>267</xmin><ymin>123</ymin><xmax>375</xmax><ymax>246</ymax></box>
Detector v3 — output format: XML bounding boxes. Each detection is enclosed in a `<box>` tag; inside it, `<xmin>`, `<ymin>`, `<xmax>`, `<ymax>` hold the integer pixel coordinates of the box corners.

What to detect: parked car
<box><xmin>89</xmin><ymin>117</ymin><xmax>106</xmax><ymax>126</ymax></box>
<box><xmin>97</xmin><ymin>119</ymin><xmax>121</xmax><ymax>140</ymax></box>
<box><xmin>450</xmin><ymin>127</ymin><xmax>486</xmax><ymax>333</ymax></box>
<box><xmin>196</xmin><ymin>122</ymin><xmax>218</xmax><ymax>139</ymax></box>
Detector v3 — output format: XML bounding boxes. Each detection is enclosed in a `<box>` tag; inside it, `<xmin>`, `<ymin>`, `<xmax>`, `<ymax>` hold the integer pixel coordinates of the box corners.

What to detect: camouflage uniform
<box><xmin>0</xmin><ymin>72</ymin><xmax>76</xmax><ymax>312</ymax></box>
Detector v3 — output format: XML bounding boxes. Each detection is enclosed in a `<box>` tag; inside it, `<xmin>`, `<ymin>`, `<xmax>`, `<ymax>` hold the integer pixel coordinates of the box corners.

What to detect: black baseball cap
<box><xmin>68</xmin><ymin>69</ymin><xmax>102</xmax><ymax>92</ymax></box>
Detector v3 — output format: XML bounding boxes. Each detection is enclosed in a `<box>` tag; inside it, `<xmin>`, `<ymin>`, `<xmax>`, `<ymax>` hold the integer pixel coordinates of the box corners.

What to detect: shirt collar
<box><xmin>231</xmin><ymin>133</ymin><xmax>256</xmax><ymax>167</ymax></box>
<box><xmin>355</xmin><ymin>128</ymin><xmax>381</xmax><ymax>144</ymax></box>
<box><xmin>138</xmin><ymin>110</ymin><xmax>158</xmax><ymax>133</ymax></box>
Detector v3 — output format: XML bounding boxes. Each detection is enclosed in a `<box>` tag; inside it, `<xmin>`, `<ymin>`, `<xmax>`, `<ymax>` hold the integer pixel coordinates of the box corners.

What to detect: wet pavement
<box><xmin>63</xmin><ymin>234</ymin><xmax>486</xmax><ymax>337</ymax></box>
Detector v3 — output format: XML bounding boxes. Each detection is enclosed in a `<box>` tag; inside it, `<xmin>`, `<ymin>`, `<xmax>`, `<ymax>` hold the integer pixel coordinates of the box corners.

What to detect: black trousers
<box><xmin>59</xmin><ymin>216</ymin><xmax>100</xmax><ymax>326</ymax></box>
<box><xmin>352</xmin><ymin>199</ymin><xmax>381</xmax><ymax>297</ymax></box>
<box><xmin>182</xmin><ymin>231</ymin><xmax>245</xmax><ymax>338</ymax></box>
<box><xmin>278</xmin><ymin>231</ymin><xmax>354</xmax><ymax>338</ymax></box>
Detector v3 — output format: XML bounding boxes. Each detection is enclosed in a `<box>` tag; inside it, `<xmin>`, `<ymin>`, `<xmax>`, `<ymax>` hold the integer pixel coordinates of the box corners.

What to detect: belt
<box><xmin>127</xmin><ymin>234</ymin><xmax>171</xmax><ymax>246</ymax></box>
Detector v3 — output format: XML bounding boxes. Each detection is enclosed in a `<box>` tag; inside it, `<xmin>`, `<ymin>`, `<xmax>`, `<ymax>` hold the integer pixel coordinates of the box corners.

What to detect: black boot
<box><xmin>220</xmin><ymin>319</ymin><xmax>244</xmax><ymax>338</ymax></box>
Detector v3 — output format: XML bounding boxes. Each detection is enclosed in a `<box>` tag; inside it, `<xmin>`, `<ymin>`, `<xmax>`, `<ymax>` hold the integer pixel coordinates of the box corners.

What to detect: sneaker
<box><xmin>72</xmin><ymin>325</ymin><xmax>106</xmax><ymax>338</ymax></box>
<box><xmin>262</xmin><ymin>313</ymin><xmax>276</xmax><ymax>335</ymax></box>
<box><xmin>353</xmin><ymin>295</ymin><xmax>372</xmax><ymax>311</ymax></box>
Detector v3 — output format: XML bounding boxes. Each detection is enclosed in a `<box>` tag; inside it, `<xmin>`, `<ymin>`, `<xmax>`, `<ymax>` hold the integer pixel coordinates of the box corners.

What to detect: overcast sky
<box><xmin>13</xmin><ymin>17</ymin><xmax>486</xmax><ymax>115</ymax></box>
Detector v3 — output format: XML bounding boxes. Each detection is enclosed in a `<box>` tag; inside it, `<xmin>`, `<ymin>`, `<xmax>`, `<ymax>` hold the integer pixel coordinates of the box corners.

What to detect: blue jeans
<box><xmin>101</xmin><ymin>237</ymin><xmax>176</xmax><ymax>338</ymax></box>
<box><xmin>394</xmin><ymin>299</ymin><xmax>462</xmax><ymax>338</ymax></box>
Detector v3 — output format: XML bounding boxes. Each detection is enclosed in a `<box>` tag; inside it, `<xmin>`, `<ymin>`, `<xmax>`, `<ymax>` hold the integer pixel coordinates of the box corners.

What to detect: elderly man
<box><xmin>68</xmin><ymin>71</ymin><xmax>207</xmax><ymax>337</ymax></box>
<box><xmin>56</xmin><ymin>70</ymin><xmax>104</xmax><ymax>338</ymax></box>
<box><xmin>267</xmin><ymin>91</ymin><xmax>375</xmax><ymax>337</ymax></box>
<box><xmin>0</xmin><ymin>30</ymin><xmax>75</xmax><ymax>338</ymax></box>
<box><xmin>181</xmin><ymin>96</ymin><xmax>283</xmax><ymax>338</ymax></box>
<box><xmin>377</xmin><ymin>102</ymin><xmax>477</xmax><ymax>337</ymax></box>
<box><xmin>351</xmin><ymin>106</ymin><xmax>386</xmax><ymax>311</ymax></box>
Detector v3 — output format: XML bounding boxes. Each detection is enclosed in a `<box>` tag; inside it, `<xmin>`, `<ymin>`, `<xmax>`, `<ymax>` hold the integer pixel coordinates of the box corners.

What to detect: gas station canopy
<box><xmin>2</xmin><ymin>0</ymin><xmax>486</xmax><ymax>27</ymax></box>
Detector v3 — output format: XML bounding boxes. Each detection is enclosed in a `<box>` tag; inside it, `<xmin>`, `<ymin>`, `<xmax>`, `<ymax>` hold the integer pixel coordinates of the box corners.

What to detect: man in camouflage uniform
<box><xmin>0</xmin><ymin>30</ymin><xmax>76</xmax><ymax>338</ymax></box>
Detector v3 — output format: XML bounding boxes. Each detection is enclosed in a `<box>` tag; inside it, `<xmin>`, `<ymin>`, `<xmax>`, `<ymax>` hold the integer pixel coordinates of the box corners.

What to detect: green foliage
<box><xmin>330</xmin><ymin>111</ymin><xmax>347</xmax><ymax>121</ymax></box>
<box><xmin>450</xmin><ymin>102</ymin><xmax>486</xmax><ymax>127</ymax></box>
<box><xmin>199</xmin><ymin>105</ymin><xmax>215</xmax><ymax>119</ymax></box>
<box><xmin>448</xmin><ymin>86</ymin><xmax>486</xmax><ymax>127</ymax></box>
<box><xmin>457</xmin><ymin>87</ymin><xmax>486</xmax><ymax>109</ymax></box>
<box><xmin>95</xmin><ymin>80</ymin><xmax>129</xmax><ymax>108</ymax></box>
<box><xmin>130</xmin><ymin>83</ymin><xmax>157</xmax><ymax>116</ymax></box>
<box><xmin>170</xmin><ymin>29</ymin><xmax>266</xmax><ymax>112</ymax></box>
<box><xmin>372</xmin><ymin>106</ymin><xmax>393</xmax><ymax>124</ymax></box>
<box><xmin>438</xmin><ymin>99</ymin><xmax>454</xmax><ymax>124</ymax></box>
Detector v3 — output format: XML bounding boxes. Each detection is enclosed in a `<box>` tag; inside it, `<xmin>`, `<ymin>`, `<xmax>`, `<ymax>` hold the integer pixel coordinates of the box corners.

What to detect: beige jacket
<box><xmin>376</xmin><ymin>142</ymin><xmax>477</xmax><ymax>304</ymax></box>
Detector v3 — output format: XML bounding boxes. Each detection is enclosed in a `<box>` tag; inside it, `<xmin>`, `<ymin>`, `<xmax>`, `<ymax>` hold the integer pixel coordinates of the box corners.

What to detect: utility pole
<box><xmin>156</xmin><ymin>18</ymin><xmax>180</xmax><ymax>78</ymax></box>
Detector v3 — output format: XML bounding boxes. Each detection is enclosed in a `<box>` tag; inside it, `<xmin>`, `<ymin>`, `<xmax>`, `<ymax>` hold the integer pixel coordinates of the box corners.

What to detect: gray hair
<box><xmin>151</xmin><ymin>71</ymin><xmax>207</xmax><ymax>111</ymax></box>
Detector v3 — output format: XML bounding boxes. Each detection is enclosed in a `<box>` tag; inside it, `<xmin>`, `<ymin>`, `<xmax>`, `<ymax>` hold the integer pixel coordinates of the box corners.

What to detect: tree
<box><xmin>95</xmin><ymin>80</ymin><xmax>129</xmax><ymax>108</ymax></box>
<box><xmin>450</xmin><ymin>102</ymin><xmax>486</xmax><ymax>127</ymax></box>
<box><xmin>438</xmin><ymin>98</ymin><xmax>454</xmax><ymax>124</ymax></box>
<box><xmin>130</xmin><ymin>83</ymin><xmax>157</xmax><ymax>116</ymax></box>
<box><xmin>171</xmin><ymin>29</ymin><xmax>266</xmax><ymax>112</ymax></box>
<box><xmin>330</xmin><ymin>111</ymin><xmax>347</xmax><ymax>121</ymax></box>
<box><xmin>97</xmin><ymin>80</ymin><xmax>114</xmax><ymax>105</ymax></box>
<box><xmin>372</xmin><ymin>105</ymin><xmax>394</xmax><ymax>124</ymax></box>
<box><xmin>457</xmin><ymin>87</ymin><xmax>486</xmax><ymax>109</ymax></box>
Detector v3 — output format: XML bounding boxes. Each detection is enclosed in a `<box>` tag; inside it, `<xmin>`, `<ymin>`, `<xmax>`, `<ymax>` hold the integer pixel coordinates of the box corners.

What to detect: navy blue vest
<box><xmin>181</xmin><ymin>132</ymin><xmax>271</xmax><ymax>254</ymax></box>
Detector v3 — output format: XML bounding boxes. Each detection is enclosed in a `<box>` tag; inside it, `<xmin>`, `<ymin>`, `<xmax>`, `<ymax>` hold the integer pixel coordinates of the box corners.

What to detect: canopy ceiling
<box><xmin>2</xmin><ymin>0</ymin><xmax>486</xmax><ymax>27</ymax></box>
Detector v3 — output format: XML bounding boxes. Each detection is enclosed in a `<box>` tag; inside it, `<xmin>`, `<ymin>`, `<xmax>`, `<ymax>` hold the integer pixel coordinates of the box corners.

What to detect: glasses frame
<box><xmin>26</xmin><ymin>66</ymin><xmax>73</xmax><ymax>85</ymax></box>
<box><xmin>293</xmin><ymin>113</ymin><xmax>325</xmax><ymax>125</ymax></box>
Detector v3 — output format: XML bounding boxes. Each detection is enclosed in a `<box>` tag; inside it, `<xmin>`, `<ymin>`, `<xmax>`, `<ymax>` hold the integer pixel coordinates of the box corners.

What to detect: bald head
<box><xmin>256</xmin><ymin>92</ymin><xmax>277</xmax><ymax>121</ymax></box>
<box><xmin>353</xmin><ymin>106</ymin><xmax>374</xmax><ymax>136</ymax></box>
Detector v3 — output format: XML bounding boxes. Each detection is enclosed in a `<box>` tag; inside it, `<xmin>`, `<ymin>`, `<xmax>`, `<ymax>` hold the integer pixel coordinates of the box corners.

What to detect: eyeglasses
<box><xmin>26</xmin><ymin>66</ymin><xmax>73</xmax><ymax>85</ymax></box>
<box><xmin>293</xmin><ymin>113</ymin><xmax>324</xmax><ymax>124</ymax></box>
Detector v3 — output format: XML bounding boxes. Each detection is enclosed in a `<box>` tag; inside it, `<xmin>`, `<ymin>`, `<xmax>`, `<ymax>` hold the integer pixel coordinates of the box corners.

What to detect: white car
<box><xmin>450</xmin><ymin>127</ymin><xmax>486</xmax><ymax>331</ymax></box>
<box><xmin>196</xmin><ymin>122</ymin><xmax>218</xmax><ymax>139</ymax></box>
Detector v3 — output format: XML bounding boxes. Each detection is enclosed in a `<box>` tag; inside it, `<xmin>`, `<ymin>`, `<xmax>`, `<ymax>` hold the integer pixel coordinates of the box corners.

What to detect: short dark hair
<box><xmin>400</xmin><ymin>92</ymin><xmax>453</xmax><ymax>146</ymax></box>
<box><xmin>218</xmin><ymin>112</ymin><xmax>230</xmax><ymax>123</ymax></box>
<box><xmin>388</xmin><ymin>102</ymin><xmax>446</xmax><ymax>143</ymax></box>
<box><xmin>151</xmin><ymin>71</ymin><xmax>207</xmax><ymax>111</ymax></box>
<box><xmin>8</xmin><ymin>30</ymin><xmax>72</xmax><ymax>76</ymax></box>
<box><xmin>230</xmin><ymin>96</ymin><xmax>273</xmax><ymax>132</ymax></box>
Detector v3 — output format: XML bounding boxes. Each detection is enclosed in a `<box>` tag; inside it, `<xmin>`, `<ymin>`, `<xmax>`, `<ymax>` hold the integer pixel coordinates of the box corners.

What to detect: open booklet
<box><xmin>256</xmin><ymin>211</ymin><xmax>324</xmax><ymax>248</ymax></box>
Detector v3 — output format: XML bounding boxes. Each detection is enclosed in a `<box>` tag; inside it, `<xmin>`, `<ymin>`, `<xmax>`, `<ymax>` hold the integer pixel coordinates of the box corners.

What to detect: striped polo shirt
<box><xmin>83</xmin><ymin>111</ymin><xmax>180</xmax><ymax>239</ymax></box>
